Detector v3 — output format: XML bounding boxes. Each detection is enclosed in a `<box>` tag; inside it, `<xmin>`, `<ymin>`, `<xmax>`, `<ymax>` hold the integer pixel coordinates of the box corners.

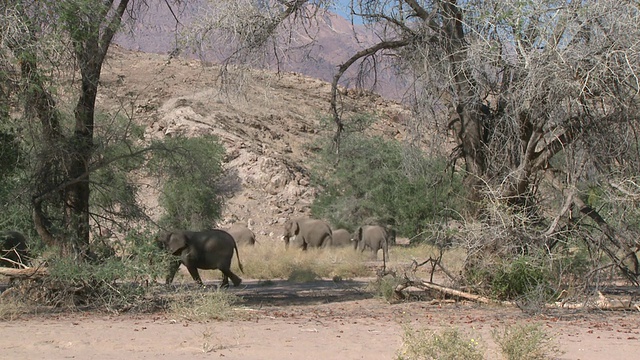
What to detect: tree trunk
<box><xmin>441</xmin><ymin>1</ymin><xmax>486</xmax><ymax>201</ymax></box>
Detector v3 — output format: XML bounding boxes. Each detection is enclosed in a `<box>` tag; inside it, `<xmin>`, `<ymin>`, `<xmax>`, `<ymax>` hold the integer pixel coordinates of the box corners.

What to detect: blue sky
<box><xmin>331</xmin><ymin>0</ymin><xmax>353</xmax><ymax>19</ymax></box>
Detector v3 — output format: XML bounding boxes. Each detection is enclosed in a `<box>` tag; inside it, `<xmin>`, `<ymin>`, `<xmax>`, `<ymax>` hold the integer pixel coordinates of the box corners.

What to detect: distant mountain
<box><xmin>114</xmin><ymin>1</ymin><xmax>407</xmax><ymax>100</ymax></box>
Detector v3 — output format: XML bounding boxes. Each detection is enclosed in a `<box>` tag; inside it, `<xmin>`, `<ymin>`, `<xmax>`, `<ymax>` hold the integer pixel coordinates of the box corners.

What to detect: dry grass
<box><xmin>232</xmin><ymin>243</ymin><xmax>373</xmax><ymax>280</ymax></box>
<box><xmin>397</xmin><ymin>325</ymin><xmax>485</xmax><ymax>360</ymax></box>
<box><xmin>0</xmin><ymin>291</ymin><xmax>27</xmax><ymax>321</ymax></box>
<box><xmin>156</xmin><ymin>242</ymin><xmax>467</xmax><ymax>286</ymax></box>
<box><xmin>168</xmin><ymin>288</ymin><xmax>244</xmax><ymax>321</ymax></box>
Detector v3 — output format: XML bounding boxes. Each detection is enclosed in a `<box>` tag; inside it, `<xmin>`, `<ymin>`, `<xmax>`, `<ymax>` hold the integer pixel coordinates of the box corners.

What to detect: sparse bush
<box><xmin>397</xmin><ymin>326</ymin><xmax>484</xmax><ymax>360</ymax></box>
<box><xmin>368</xmin><ymin>275</ymin><xmax>404</xmax><ymax>303</ymax></box>
<box><xmin>169</xmin><ymin>289</ymin><xmax>243</xmax><ymax>321</ymax></box>
<box><xmin>14</xmin><ymin>231</ymin><xmax>169</xmax><ymax>312</ymax></box>
<box><xmin>0</xmin><ymin>293</ymin><xmax>27</xmax><ymax>320</ymax></box>
<box><xmin>150</xmin><ymin>135</ymin><xmax>225</xmax><ymax>230</ymax></box>
<box><xmin>312</xmin><ymin>133</ymin><xmax>465</xmax><ymax>238</ymax></box>
<box><xmin>287</xmin><ymin>267</ymin><xmax>320</xmax><ymax>283</ymax></box>
<box><xmin>493</xmin><ymin>323</ymin><xmax>563</xmax><ymax>360</ymax></box>
<box><xmin>490</xmin><ymin>256</ymin><xmax>553</xmax><ymax>301</ymax></box>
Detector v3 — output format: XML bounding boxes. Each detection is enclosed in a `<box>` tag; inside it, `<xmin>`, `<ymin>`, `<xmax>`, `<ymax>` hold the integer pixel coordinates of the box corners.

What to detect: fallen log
<box><xmin>396</xmin><ymin>279</ymin><xmax>640</xmax><ymax>311</ymax></box>
<box><xmin>555</xmin><ymin>292</ymin><xmax>640</xmax><ymax>311</ymax></box>
<box><xmin>0</xmin><ymin>266</ymin><xmax>48</xmax><ymax>279</ymax></box>
<box><xmin>395</xmin><ymin>280</ymin><xmax>515</xmax><ymax>306</ymax></box>
<box><xmin>417</xmin><ymin>281</ymin><xmax>516</xmax><ymax>306</ymax></box>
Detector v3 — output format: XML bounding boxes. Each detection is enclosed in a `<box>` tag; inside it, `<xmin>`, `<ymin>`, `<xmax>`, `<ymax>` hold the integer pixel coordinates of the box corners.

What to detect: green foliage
<box><xmin>0</xmin><ymin>130</ymin><xmax>24</xmax><ymax>180</ymax></box>
<box><xmin>149</xmin><ymin>135</ymin><xmax>225</xmax><ymax>230</ymax></box>
<box><xmin>493</xmin><ymin>323</ymin><xmax>563</xmax><ymax>360</ymax></box>
<box><xmin>28</xmin><ymin>230</ymin><xmax>169</xmax><ymax>311</ymax></box>
<box><xmin>397</xmin><ymin>326</ymin><xmax>484</xmax><ymax>360</ymax></box>
<box><xmin>0</xmin><ymin>122</ymin><xmax>31</xmax><ymax>234</ymax></box>
<box><xmin>312</xmin><ymin>132</ymin><xmax>464</xmax><ymax>237</ymax></box>
<box><xmin>490</xmin><ymin>256</ymin><xmax>553</xmax><ymax>301</ymax></box>
<box><xmin>90</xmin><ymin>117</ymin><xmax>148</xmax><ymax>226</ymax></box>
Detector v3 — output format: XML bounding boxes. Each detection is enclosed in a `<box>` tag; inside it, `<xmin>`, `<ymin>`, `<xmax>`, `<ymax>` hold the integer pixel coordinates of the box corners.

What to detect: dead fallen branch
<box><xmin>556</xmin><ymin>292</ymin><xmax>640</xmax><ymax>311</ymax></box>
<box><xmin>0</xmin><ymin>266</ymin><xmax>48</xmax><ymax>279</ymax></box>
<box><xmin>395</xmin><ymin>279</ymin><xmax>515</xmax><ymax>306</ymax></box>
<box><xmin>395</xmin><ymin>279</ymin><xmax>640</xmax><ymax>311</ymax></box>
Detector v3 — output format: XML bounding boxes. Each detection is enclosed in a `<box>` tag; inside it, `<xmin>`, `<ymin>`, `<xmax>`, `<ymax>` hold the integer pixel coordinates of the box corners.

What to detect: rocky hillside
<box><xmin>113</xmin><ymin>0</ymin><xmax>406</xmax><ymax>99</ymax></box>
<box><xmin>98</xmin><ymin>45</ymin><xmax>411</xmax><ymax>242</ymax></box>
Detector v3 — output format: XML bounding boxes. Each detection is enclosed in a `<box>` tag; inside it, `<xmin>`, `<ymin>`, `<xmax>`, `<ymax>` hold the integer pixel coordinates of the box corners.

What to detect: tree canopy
<box><xmin>191</xmin><ymin>0</ymin><xmax>640</xmax><ymax>281</ymax></box>
<box><xmin>0</xmin><ymin>0</ymin><xmax>225</xmax><ymax>260</ymax></box>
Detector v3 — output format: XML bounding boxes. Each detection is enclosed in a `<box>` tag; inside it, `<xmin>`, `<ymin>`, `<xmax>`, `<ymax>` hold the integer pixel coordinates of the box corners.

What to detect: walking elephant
<box><xmin>157</xmin><ymin>229</ymin><xmax>244</xmax><ymax>287</ymax></box>
<box><xmin>225</xmin><ymin>223</ymin><xmax>256</xmax><ymax>246</ymax></box>
<box><xmin>331</xmin><ymin>229</ymin><xmax>354</xmax><ymax>248</ymax></box>
<box><xmin>0</xmin><ymin>230</ymin><xmax>29</xmax><ymax>268</ymax></box>
<box><xmin>282</xmin><ymin>218</ymin><xmax>332</xmax><ymax>250</ymax></box>
<box><xmin>354</xmin><ymin>225</ymin><xmax>395</xmax><ymax>262</ymax></box>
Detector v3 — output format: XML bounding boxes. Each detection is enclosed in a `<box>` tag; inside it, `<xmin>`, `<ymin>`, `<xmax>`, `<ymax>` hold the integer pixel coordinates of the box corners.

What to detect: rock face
<box><xmin>99</xmin><ymin>45</ymin><xmax>412</xmax><ymax>242</ymax></box>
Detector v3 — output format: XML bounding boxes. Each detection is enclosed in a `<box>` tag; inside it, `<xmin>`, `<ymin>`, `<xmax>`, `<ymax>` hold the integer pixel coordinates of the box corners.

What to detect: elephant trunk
<box><xmin>282</xmin><ymin>235</ymin><xmax>290</xmax><ymax>249</ymax></box>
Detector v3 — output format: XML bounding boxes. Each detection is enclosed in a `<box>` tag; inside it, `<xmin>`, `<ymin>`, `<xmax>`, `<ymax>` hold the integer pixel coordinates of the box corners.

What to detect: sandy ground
<box><xmin>2</xmin><ymin>278</ymin><xmax>640</xmax><ymax>360</ymax></box>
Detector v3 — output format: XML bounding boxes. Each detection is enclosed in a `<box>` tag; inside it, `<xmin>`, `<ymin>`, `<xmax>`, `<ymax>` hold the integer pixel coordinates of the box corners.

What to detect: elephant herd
<box><xmin>1</xmin><ymin>219</ymin><xmax>395</xmax><ymax>290</ymax></box>
<box><xmin>281</xmin><ymin>218</ymin><xmax>395</xmax><ymax>262</ymax></box>
<box><xmin>158</xmin><ymin>219</ymin><xmax>394</xmax><ymax>288</ymax></box>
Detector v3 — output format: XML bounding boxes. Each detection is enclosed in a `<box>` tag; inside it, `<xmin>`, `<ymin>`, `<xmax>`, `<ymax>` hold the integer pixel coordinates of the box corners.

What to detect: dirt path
<box><xmin>2</xmin><ymin>279</ymin><xmax>640</xmax><ymax>359</ymax></box>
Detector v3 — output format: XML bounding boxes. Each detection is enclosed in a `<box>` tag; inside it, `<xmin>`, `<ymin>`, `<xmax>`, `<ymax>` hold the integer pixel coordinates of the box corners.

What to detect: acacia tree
<box><xmin>193</xmin><ymin>0</ymin><xmax>640</xmax><ymax>281</ymax></box>
<box><xmin>0</xmin><ymin>0</ymin><xmax>193</xmax><ymax>259</ymax></box>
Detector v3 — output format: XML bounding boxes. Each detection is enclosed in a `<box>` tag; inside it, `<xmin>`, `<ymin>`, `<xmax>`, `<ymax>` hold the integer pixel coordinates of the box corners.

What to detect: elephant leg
<box><xmin>185</xmin><ymin>264</ymin><xmax>204</xmax><ymax>286</ymax></box>
<box><xmin>220</xmin><ymin>272</ymin><xmax>230</xmax><ymax>289</ymax></box>
<box><xmin>221</xmin><ymin>268</ymin><xmax>242</xmax><ymax>287</ymax></box>
<box><xmin>165</xmin><ymin>259</ymin><xmax>181</xmax><ymax>285</ymax></box>
<box><xmin>383</xmin><ymin>240</ymin><xmax>389</xmax><ymax>262</ymax></box>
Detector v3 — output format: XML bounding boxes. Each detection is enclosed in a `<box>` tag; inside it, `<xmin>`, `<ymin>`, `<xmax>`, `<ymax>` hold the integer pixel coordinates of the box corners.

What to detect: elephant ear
<box><xmin>167</xmin><ymin>232</ymin><xmax>188</xmax><ymax>255</ymax></box>
<box><xmin>293</xmin><ymin>221</ymin><xmax>301</xmax><ymax>235</ymax></box>
<box><xmin>357</xmin><ymin>227</ymin><xmax>364</xmax><ymax>240</ymax></box>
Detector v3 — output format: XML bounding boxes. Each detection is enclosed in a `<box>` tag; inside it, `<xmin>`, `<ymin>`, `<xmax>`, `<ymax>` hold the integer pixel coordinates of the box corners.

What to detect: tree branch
<box><xmin>330</xmin><ymin>39</ymin><xmax>411</xmax><ymax>153</ymax></box>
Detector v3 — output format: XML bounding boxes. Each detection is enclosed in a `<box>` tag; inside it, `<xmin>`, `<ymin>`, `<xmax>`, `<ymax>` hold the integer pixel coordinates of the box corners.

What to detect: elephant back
<box><xmin>331</xmin><ymin>229</ymin><xmax>353</xmax><ymax>247</ymax></box>
<box><xmin>225</xmin><ymin>223</ymin><xmax>256</xmax><ymax>246</ymax></box>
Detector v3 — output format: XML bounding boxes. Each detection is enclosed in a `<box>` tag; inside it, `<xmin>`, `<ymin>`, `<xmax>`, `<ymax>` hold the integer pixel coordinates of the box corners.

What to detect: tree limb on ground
<box><xmin>396</xmin><ymin>279</ymin><xmax>640</xmax><ymax>311</ymax></box>
<box><xmin>395</xmin><ymin>279</ymin><xmax>515</xmax><ymax>306</ymax></box>
<box><xmin>0</xmin><ymin>266</ymin><xmax>48</xmax><ymax>279</ymax></box>
<box><xmin>555</xmin><ymin>292</ymin><xmax>640</xmax><ymax>311</ymax></box>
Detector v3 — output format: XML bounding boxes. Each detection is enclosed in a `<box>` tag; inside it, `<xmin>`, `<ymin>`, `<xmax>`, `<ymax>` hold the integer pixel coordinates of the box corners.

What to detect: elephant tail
<box><xmin>234</xmin><ymin>241</ymin><xmax>244</xmax><ymax>274</ymax></box>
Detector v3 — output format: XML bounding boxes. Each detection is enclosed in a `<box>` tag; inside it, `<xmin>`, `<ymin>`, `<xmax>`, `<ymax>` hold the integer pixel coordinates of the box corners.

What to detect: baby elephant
<box><xmin>354</xmin><ymin>225</ymin><xmax>395</xmax><ymax>262</ymax></box>
<box><xmin>224</xmin><ymin>223</ymin><xmax>256</xmax><ymax>246</ymax></box>
<box><xmin>157</xmin><ymin>229</ymin><xmax>244</xmax><ymax>288</ymax></box>
<box><xmin>331</xmin><ymin>229</ymin><xmax>355</xmax><ymax>248</ymax></box>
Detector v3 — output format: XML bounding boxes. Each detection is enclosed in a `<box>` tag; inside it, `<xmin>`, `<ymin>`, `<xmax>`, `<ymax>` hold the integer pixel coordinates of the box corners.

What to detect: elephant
<box><xmin>331</xmin><ymin>229</ymin><xmax>354</xmax><ymax>248</ymax></box>
<box><xmin>0</xmin><ymin>231</ymin><xmax>29</xmax><ymax>268</ymax></box>
<box><xmin>354</xmin><ymin>225</ymin><xmax>395</xmax><ymax>262</ymax></box>
<box><xmin>282</xmin><ymin>218</ymin><xmax>332</xmax><ymax>250</ymax></box>
<box><xmin>157</xmin><ymin>229</ymin><xmax>244</xmax><ymax>288</ymax></box>
<box><xmin>225</xmin><ymin>223</ymin><xmax>256</xmax><ymax>246</ymax></box>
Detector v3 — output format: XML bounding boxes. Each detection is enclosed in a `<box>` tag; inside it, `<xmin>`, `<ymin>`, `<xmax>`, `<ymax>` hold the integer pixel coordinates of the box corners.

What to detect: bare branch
<box><xmin>330</xmin><ymin>39</ymin><xmax>410</xmax><ymax>152</ymax></box>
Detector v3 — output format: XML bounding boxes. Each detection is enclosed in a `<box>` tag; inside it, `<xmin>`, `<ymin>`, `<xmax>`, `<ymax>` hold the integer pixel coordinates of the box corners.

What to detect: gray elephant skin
<box><xmin>354</xmin><ymin>225</ymin><xmax>395</xmax><ymax>262</ymax></box>
<box><xmin>0</xmin><ymin>230</ymin><xmax>29</xmax><ymax>268</ymax></box>
<box><xmin>331</xmin><ymin>229</ymin><xmax>354</xmax><ymax>248</ymax></box>
<box><xmin>282</xmin><ymin>218</ymin><xmax>332</xmax><ymax>250</ymax></box>
<box><xmin>225</xmin><ymin>223</ymin><xmax>256</xmax><ymax>246</ymax></box>
<box><xmin>158</xmin><ymin>229</ymin><xmax>244</xmax><ymax>287</ymax></box>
